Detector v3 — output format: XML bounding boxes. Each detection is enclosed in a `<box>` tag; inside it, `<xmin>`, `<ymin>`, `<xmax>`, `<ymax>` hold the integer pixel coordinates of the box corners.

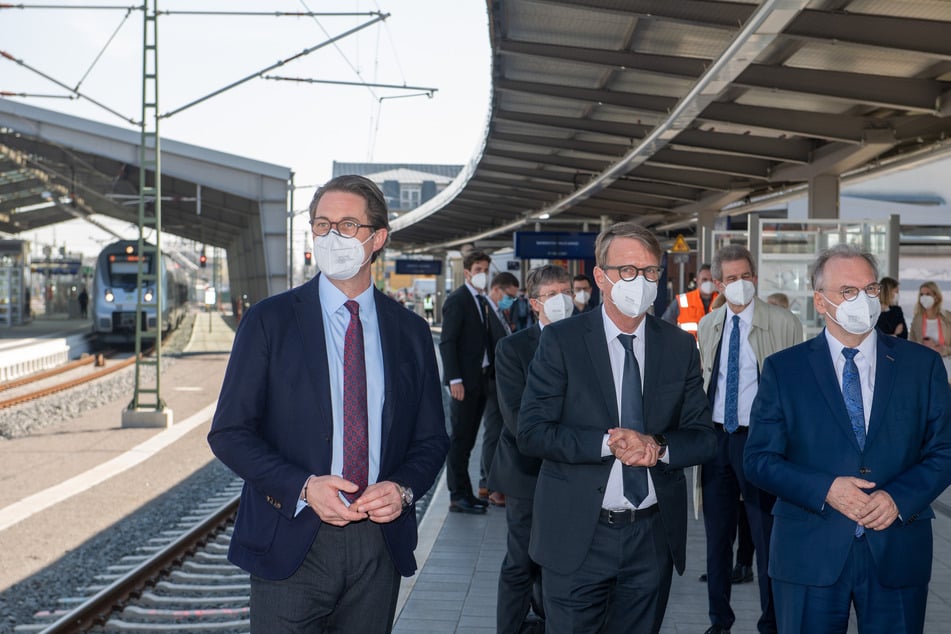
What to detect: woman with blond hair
<box><xmin>909</xmin><ymin>282</ymin><xmax>951</xmax><ymax>366</ymax></box>
<box><xmin>875</xmin><ymin>276</ymin><xmax>908</xmax><ymax>338</ymax></box>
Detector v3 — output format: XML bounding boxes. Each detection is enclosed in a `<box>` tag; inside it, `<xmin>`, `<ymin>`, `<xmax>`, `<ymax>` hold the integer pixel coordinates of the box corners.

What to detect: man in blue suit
<box><xmin>745</xmin><ymin>243</ymin><xmax>951</xmax><ymax>633</ymax></box>
<box><xmin>208</xmin><ymin>175</ymin><xmax>449</xmax><ymax>633</ymax></box>
<box><xmin>519</xmin><ymin>221</ymin><xmax>716</xmax><ymax>633</ymax></box>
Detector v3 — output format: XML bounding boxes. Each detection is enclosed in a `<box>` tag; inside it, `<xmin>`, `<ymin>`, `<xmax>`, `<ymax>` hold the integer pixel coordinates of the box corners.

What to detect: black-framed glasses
<box><xmin>820</xmin><ymin>283</ymin><xmax>882</xmax><ymax>302</ymax></box>
<box><xmin>309</xmin><ymin>217</ymin><xmax>375</xmax><ymax>238</ymax></box>
<box><xmin>602</xmin><ymin>265</ymin><xmax>664</xmax><ymax>283</ymax></box>
<box><xmin>534</xmin><ymin>290</ymin><xmax>573</xmax><ymax>301</ymax></box>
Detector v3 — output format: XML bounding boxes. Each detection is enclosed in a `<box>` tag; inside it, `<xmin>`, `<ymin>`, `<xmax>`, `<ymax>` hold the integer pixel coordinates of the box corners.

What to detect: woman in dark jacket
<box><xmin>876</xmin><ymin>276</ymin><xmax>908</xmax><ymax>338</ymax></box>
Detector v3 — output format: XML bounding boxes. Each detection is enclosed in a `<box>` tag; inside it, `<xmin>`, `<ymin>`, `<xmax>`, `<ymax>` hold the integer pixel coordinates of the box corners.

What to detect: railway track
<box><xmin>19</xmin><ymin>480</ymin><xmax>247</xmax><ymax>634</ymax></box>
<box><xmin>0</xmin><ymin>352</ymin><xmax>135</xmax><ymax>410</ymax></box>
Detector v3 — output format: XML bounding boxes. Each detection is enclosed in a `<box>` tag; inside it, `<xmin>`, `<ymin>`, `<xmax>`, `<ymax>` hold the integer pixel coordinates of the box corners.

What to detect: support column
<box><xmin>808</xmin><ymin>174</ymin><xmax>840</xmax><ymax>219</ymax></box>
<box><xmin>697</xmin><ymin>208</ymin><xmax>717</xmax><ymax>264</ymax></box>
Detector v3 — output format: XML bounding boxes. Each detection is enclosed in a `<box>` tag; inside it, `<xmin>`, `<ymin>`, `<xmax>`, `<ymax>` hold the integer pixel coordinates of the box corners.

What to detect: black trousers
<box><xmin>480</xmin><ymin>378</ymin><xmax>503</xmax><ymax>491</ymax></box>
<box><xmin>701</xmin><ymin>425</ymin><xmax>776</xmax><ymax>633</ymax></box>
<box><xmin>446</xmin><ymin>374</ymin><xmax>488</xmax><ymax>499</ymax></box>
<box><xmin>542</xmin><ymin>511</ymin><xmax>672</xmax><ymax>634</ymax></box>
<box><xmin>497</xmin><ymin>493</ymin><xmax>542</xmax><ymax>633</ymax></box>
<box><xmin>249</xmin><ymin>520</ymin><xmax>401</xmax><ymax>633</ymax></box>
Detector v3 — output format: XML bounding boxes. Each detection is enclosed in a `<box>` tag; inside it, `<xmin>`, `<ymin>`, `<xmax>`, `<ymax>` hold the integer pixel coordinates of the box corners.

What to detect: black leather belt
<box><xmin>714</xmin><ymin>422</ymin><xmax>748</xmax><ymax>434</ymax></box>
<box><xmin>599</xmin><ymin>505</ymin><xmax>659</xmax><ymax>525</ymax></box>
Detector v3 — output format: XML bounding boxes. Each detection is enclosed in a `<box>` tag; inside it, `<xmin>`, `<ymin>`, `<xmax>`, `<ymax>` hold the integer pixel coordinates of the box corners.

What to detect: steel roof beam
<box><xmin>497</xmin><ymin>78</ymin><xmax>873</xmax><ymax>142</ymax></box>
<box><xmin>786</xmin><ymin>11</ymin><xmax>951</xmax><ymax>60</ymax></box>
<box><xmin>735</xmin><ymin>65</ymin><xmax>945</xmax><ymax>114</ymax></box>
<box><xmin>499</xmin><ymin>39</ymin><xmax>946</xmax><ymax>114</ymax></box>
<box><xmin>531</xmin><ymin>0</ymin><xmax>753</xmax><ymax>30</ymax></box>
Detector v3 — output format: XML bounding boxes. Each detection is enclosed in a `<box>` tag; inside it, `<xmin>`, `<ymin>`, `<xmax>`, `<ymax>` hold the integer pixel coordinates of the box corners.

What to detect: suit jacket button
<box><xmin>859</xmin><ymin>467</ymin><xmax>871</xmax><ymax>475</ymax></box>
<box><xmin>597</xmin><ymin>486</ymin><xmax>605</xmax><ymax>493</ymax></box>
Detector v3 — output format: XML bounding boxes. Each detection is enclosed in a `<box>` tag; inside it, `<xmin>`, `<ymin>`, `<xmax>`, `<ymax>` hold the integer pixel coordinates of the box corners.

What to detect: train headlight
<box><xmin>144</xmin><ymin>289</ymin><xmax>154</xmax><ymax>302</ymax></box>
<box><xmin>104</xmin><ymin>289</ymin><xmax>115</xmax><ymax>302</ymax></box>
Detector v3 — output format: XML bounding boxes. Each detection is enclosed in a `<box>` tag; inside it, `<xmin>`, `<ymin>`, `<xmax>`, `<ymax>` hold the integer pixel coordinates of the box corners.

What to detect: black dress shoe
<box><xmin>468</xmin><ymin>493</ymin><xmax>488</xmax><ymax>508</ymax></box>
<box><xmin>731</xmin><ymin>563</ymin><xmax>754</xmax><ymax>584</ymax></box>
<box><xmin>703</xmin><ymin>626</ymin><xmax>730</xmax><ymax>634</ymax></box>
<box><xmin>450</xmin><ymin>496</ymin><xmax>488</xmax><ymax>514</ymax></box>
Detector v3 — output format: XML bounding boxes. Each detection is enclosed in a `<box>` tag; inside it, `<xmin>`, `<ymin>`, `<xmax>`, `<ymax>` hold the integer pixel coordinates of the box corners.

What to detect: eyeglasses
<box><xmin>602</xmin><ymin>265</ymin><xmax>664</xmax><ymax>283</ymax></box>
<box><xmin>819</xmin><ymin>283</ymin><xmax>882</xmax><ymax>302</ymax></box>
<box><xmin>309</xmin><ymin>217</ymin><xmax>375</xmax><ymax>238</ymax></box>
<box><xmin>534</xmin><ymin>290</ymin><xmax>573</xmax><ymax>301</ymax></box>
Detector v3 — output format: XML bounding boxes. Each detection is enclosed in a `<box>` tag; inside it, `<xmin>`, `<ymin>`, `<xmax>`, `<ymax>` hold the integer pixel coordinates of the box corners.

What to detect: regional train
<box><xmin>91</xmin><ymin>240</ymin><xmax>189</xmax><ymax>344</ymax></box>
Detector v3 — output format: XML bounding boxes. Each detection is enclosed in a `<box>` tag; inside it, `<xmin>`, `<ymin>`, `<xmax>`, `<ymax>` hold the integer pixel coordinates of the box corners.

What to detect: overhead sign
<box><xmin>670</xmin><ymin>234</ymin><xmax>690</xmax><ymax>253</ymax></box>
<box><xmin>395</xmin><ymin>259</ymin><xmax>442</xmax><ymax>275</ymax></box>
<box><xmin>515</xmin><ymin>231</ymin><xmax>598</xmax><ymax>259</ymax></box>
<box><xmin>30</xmin><ymin>259</ymin><xmax>82</xmax><ymax>275</ymax></box>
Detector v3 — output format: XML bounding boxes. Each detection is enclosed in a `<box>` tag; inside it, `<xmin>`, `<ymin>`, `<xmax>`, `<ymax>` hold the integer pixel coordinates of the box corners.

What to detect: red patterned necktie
<box><xmin>342</xmin><ymin>300</ymin><xmax>368</xmax><ymax>503</ymax></box>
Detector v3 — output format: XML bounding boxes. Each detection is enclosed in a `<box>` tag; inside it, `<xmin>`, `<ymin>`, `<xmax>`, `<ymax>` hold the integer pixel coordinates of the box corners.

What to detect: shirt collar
<box><xmin>726</xmin><ymin>298</ymin><xmax>755</xmax><ymax>327</ymax></box>
<box><xmin>823</xmin><ymin>327</ymin><xmax>877</xmax><ymax>363</ymax></box>
<box><xmin>318</xmin><ymin>273</ymin><xmax>375</xmax><ymax>314</ymax></box>
<box><xmin>601</xmin><ymin>304</ymin><xmax>647</xmax><ymax>341</ymax></box>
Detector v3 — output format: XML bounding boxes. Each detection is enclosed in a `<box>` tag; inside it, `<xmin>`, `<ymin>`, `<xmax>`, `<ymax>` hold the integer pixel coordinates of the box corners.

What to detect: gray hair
<box><xmin>810</xmin><ymin>243</ymin><xmax>879</xmax><ymax>291</ymax></box>
<box><xmin>712</xmin><ymin>245</ymin><xmax>756</xmax><ymax>281</ymax></box>
<box><xmin>526</xmin><ymin>265</ymin><xmax>570</xmax><ymax>298</ymax></box>
<box><xmin>594</xmin><ymin>222</ymin><xmax>662</xmax><ymax>268</ymax></box>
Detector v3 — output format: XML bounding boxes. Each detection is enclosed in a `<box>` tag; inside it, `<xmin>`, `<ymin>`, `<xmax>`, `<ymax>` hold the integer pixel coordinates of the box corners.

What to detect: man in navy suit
<box><xmin>518</xmin><ymin>221</ymin><xmax>716</xmax><ymax>633</ymax></box>
<box><xmin>745</xmin><ymin>243</ymin><xmax>951</xmax><ymax>633</ymax></box>
<box><xmin>490</xmin><ymin>264</ymin><xmax>574</xmax><ymax>633</ymax></box>
<box><xmin>208</xmin><ymin>175</ymin><xmax>449</xmax><ymax>633</ymax></box>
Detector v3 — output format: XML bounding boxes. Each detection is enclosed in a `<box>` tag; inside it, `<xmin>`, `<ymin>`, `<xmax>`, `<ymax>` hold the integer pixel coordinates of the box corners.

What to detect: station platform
<box><xmin>395</xmin><ymin>468</ymin><xmax>951</xmax><ymax>633</ymax></box>
<box><xmin>0</xmin><ymin>315</ymin><xmax>94</xmax><ymax>382</ymax></box>
<box><xmin>0</xmin><ymin>314</ymin><xmax>91</xmax><ymax>345</ymax></box>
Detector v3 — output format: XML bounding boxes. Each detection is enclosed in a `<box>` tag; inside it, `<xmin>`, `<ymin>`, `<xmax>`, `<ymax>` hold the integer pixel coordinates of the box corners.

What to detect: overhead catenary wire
<box><xmin>159</xmin><ymin>12</ymin><xmax>390</xmax><ymax>119</ymax></box>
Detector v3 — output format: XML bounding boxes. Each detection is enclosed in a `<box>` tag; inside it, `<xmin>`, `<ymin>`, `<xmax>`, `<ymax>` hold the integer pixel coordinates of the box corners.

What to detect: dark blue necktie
<box><xmin>724</xmin><ymin>314</ymin><xmax>741</xmax><ymax>433</ymax></box>
<box><xmin>617</xmin><ymin>333</ymin><xmax>648</xmax><ymax>506</ymax></box>
<box><xmin>841</xmin><ymin>347</ymin><xmax>866</xmax><ymax>536</ymax></box>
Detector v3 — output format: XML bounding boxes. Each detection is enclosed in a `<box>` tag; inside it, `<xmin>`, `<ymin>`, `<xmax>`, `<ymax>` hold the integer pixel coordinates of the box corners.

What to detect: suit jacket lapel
<box><xmin>292</xmin><ymin>275</ymin><xmax>333</xmax><ymax>431</ymax></box>
<box><xmin>867</xmin><ymin>332</ymin><xmax>897</xmax><ymax>449</ymax></box>
<box><xmin>582</xmin><ymin>310</ymin><xmax>619</xmax><ymax>425</ymax></box>
<box><xmin>807</xmin><ymin>333</ymin><xmax>862</xmax><ymax>452</ymax></box>
<box><xmin>376</xmin><ymin>289</ymin><xmax>399</xmax><ymax>456</ymax></box>
<box><xmin>643</xmin><ymin>316</ymin><xmax>665</xmax><ymax>425</ymax></box>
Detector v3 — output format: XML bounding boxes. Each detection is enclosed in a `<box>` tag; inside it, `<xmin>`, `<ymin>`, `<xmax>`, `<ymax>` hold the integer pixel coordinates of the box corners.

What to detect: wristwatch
<box><xmin>652</xmin><ymin>434</ymin><xmax>668</xmax><ymax>459</ymax></box>
<box><xmin>398</xmin><ymin>484</ymin><xmax>415</xmax><ymax>508</ymax></box>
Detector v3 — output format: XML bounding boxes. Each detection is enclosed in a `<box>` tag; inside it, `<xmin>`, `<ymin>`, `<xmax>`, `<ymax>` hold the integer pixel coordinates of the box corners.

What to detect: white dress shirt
<box><xmin>712</xmin><ymin>301</ymin><xmax>758</xmax><ymax>428</ymax></box>
<box><xmin>599</xmin><ymin>307</ymin><xmax>668</xmax><ymax>510</ymax></box>
<box><xmin>824</xmin><ymin>329</ymin><xmax>877</xmax><ymax>431</ymax></box>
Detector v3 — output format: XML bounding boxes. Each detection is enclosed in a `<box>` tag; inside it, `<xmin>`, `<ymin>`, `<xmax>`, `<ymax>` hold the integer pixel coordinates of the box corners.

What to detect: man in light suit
<box><xmin>490</xmin><ymin>264</ymin><xmax>573</xmax><ymax>633</ymax></box>
<box><xmin>207</xmin><ymin>175</ymin><xmax>449</xmax><ymax>633</ymax></box>
<box><xmin>518</xmin><ymin>221</ymin><xmax>716</xmax><ymax>634</ymax></box>
<box><xmin>696</xmin><ymin>245</ymin><xmax>802</xmax><ymax>634</ymax></box>
<box><xmin>745</xmin><ymin>243</ymin><xmax>951</xmax><ymax>633</ymax></box>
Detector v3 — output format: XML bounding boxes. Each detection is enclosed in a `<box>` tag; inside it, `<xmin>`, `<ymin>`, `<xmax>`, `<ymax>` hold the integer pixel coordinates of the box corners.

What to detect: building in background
<box><xmin>332</xmin><ymin>162</ymin><xmax>462</xmax><ymax>216</ymax></box>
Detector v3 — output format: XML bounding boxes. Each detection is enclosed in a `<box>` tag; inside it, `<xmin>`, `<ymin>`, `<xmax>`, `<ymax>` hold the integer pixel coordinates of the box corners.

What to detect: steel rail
<box><xmin>40</xmin><ymin>495</ymin><xmax>240</xmax><ymax>634</ymax></box>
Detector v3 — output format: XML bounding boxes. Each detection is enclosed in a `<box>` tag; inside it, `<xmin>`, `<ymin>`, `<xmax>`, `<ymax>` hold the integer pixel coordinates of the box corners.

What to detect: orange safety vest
<box><xmin>676</xmin><ymin>288</ymin><xmax>717</xmax><ymax>337</ymax></box>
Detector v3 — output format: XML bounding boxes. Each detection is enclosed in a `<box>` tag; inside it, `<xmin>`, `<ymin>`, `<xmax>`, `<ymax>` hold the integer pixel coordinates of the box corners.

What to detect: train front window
<box><xmin>108</xmin><ymin>255</ymin><xmax>152</xmax><ymax>288</ymax></box>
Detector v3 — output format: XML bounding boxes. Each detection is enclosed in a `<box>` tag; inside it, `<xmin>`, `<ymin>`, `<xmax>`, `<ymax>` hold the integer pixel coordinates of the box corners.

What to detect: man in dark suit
<box><xmin>207</xmin><ymin>175</ymin><xmax>449</xmax><ymax>632</ymax></box>
<box><xmin>745</xmin><ymin>243</ymin><xmax>951</xmax><ymax>633</ymax></box>
<box><xmin>490</xmin><ymin>264</ymin><xmax>574</xmax><ymax>633</ymax></box>
<box><xmin>479</xmin><ymin>271</ymin><xmax>520</xmax><ymax>508</ymax></box>
<box><xmin>518</xmin><ymin>221</ymin><xmax>716</xmax><ymax>634</ymax></box>
<box><xmin>439</xmin><ymin>250</ymin><xmax>496</xmax><ymax>514</ymax></box>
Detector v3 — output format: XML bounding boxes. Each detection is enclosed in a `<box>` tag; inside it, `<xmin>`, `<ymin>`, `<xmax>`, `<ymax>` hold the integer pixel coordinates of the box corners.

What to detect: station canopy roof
<box><xmin>389</xmin><ymin>0</ymin><xmax>951</xmax><ymax>252</ymax></box>
<box><xmin>0</xmin><ymin>99</ymin><xmax>290</xmax><ymax>251</ymax></box>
